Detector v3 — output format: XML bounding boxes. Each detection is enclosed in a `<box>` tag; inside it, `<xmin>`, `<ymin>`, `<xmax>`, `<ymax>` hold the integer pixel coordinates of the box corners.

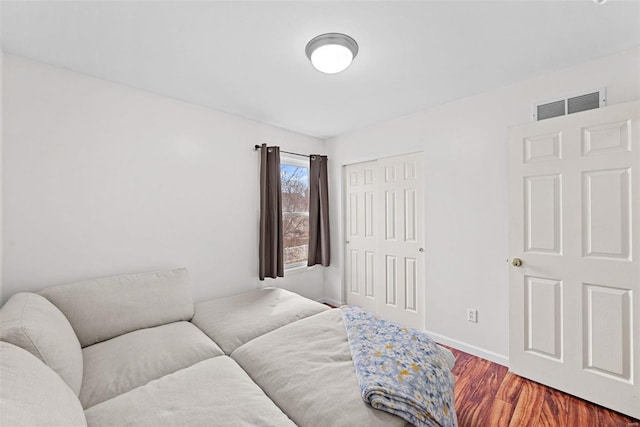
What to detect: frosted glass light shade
<box><xmin>310</xmin><ymin>44</ymin><xmax>353</xmax><ymax>74</ymax></box>
<box><xmin>305</xmin><ymin>33</ymin><xmax>358</xmax><ymax>74</ymax></box>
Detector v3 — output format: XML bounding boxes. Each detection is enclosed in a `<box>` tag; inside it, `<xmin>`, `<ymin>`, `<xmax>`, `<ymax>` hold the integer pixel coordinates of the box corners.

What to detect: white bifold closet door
<box><xmin>345</xmin><ymin>152</ymin><xmax>425</xmax><ymax>330</ymax></box>
<box><xmin>508</xmin><ymin>100</ymin><xmax>639</xmax><ymax>419</ymax></box>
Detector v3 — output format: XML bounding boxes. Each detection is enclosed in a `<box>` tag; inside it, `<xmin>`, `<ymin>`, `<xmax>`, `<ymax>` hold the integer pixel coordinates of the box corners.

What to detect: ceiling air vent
<box><xmin>533</xmin><ymin>88</ymin><xmax>606</xmax><ymax>121</ymax></box>
<box><xmin>537</xmin><ymin>100</ymin><xmax>565</xmax><ymax>121</ymax></box>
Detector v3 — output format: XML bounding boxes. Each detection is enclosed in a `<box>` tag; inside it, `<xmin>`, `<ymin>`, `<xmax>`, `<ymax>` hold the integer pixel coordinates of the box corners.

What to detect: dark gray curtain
<box><xmin>259</xmin><ymin>144</ymin><xmax>284</xmax><ymax>280</ymax></box>
<box><xmin>307</xmin><ymin>155</ymin><xmax>330</xmax><ymax>267</ymax></box>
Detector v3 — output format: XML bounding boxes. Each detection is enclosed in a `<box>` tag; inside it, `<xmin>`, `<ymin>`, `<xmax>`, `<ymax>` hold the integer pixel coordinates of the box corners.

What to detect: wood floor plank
<box><xmin>474</xmin><ymin>363</ymin><xmax>509</xmax><ymax>426</ymax></box>
<box><xmin>452</xmin><ymin>354</ymin><xmax>491</xmax><ymax>397</ymax></box>
<box><xmin>457</xmin><ymin>362</ymin><xmax>508</xmax><ymax>427</ymax></box>
<box><xmin>446</xmin><ymin>347</ymin><xmax>639</xmax><ymax>426</ymax></box>
<box><xmin>485</xmin><ymin>398</ymin><xmax>513</xmax><ymax>427</ymax></box>
<box><xmin>508</xmin><ymin>379</ymin><xmax>544</xmax><ymax>427</ymax></box>
<box><xmin>448</xmin><ymin>349</ymin><xmax>476</xmax><ymax>383</ymax></box>
<box><xmin>536</xmin><ymin>385</ymin><xmax>569</xmax><ymax>426</ymax></box>
<box><xmin>567</xmin><ymin>395</ymin><xmax>598</xmax><ymax>426</ymax></box>
<box><xmin>597</xmin><ymin>406</ymin><xmax>639</xmax><ymax>427</ymax></box>
<box><xmin>452</xmin><ymin>359</ymin><xmax>492</xmax><ymax>427</ymax></box>
<box><xmin>495</xmin><ymin>372</ymin><xmax>526</xmax><ymax>404</ymax></box>
<box><xmin>452</xmin><ymin>355</ymin><xmax>491</xmax><ymax>402</ymax></box>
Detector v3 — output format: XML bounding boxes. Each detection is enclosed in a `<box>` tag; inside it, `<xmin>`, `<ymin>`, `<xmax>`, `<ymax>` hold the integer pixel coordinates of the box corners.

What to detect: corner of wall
<box><xmin>320</xmin><ymin>136</ymin><xmax>346</xmax><ymax>305</ymax></box>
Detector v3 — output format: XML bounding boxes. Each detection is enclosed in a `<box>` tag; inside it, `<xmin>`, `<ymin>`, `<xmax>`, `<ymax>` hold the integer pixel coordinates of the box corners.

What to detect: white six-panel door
<box><xmin>345</xmin><ymin>153</ymin><xmax>425</xmax><ymax>330</ymax></box>
<box><xmin>344</xmin><ymin>160</ymin><xmax>379</xmax><ymax>314</ymax></box>
<box><xmin>508</xmin><ymin>100</ymin><xmax>639</xmax><ymax>419</ymax></box>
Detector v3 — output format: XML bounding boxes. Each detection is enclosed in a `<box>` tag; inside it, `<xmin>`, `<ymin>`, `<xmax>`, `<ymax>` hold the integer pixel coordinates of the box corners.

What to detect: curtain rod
<box><xmin>253</xmin><ymin>144</ymin><xmax>311</xmax><ymax>159</ymax></box>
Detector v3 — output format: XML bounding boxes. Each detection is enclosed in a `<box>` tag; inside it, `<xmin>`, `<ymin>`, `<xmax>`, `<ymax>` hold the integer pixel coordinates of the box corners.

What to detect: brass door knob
<box><xmin>512</xmin><ymin>258</ymin><xmax>523</xmax><ymax>267</ymax></box>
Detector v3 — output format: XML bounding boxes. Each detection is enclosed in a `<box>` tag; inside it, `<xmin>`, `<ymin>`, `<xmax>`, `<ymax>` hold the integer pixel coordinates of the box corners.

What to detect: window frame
<box><xmin>280</xmin><ymin>154</ymin><xmax>311</xmax><ymax>270</ymax></box>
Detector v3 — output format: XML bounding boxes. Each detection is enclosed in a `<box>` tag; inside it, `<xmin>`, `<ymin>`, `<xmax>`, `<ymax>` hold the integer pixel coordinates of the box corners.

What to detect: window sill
<box><xmin>284</xmin><ymin>263</ymin><xmax>316</xmax><ymax>275</ymax></box>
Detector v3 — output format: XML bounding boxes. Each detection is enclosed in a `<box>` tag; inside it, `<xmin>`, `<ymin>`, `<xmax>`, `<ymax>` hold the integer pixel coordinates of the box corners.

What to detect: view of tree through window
<box><xmin>281</xmin><ymin>162</ymin><xmax>309</xmax><ymax>267</ymax></box>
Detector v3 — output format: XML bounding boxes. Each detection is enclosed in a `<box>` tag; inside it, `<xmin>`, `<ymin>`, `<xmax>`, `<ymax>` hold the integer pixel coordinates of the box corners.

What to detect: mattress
<box><xmin>232</xmin><ymin>309</ymin><xmax>455</xmax><ymax>427</ymax></box>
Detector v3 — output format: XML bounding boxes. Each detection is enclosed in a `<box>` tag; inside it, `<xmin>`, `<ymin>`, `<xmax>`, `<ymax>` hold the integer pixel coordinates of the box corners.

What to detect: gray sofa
<box><xmin>0</xmin><ymin>268</ymin><xmax>455</xmax><ymax>426</ymax></box>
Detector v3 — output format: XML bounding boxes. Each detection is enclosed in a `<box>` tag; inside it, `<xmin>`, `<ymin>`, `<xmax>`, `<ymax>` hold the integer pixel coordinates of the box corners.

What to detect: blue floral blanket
<box><xmin>340</xmin><ymin>306</ymin><xmax>458</xmax><ymax>427</ymax></box>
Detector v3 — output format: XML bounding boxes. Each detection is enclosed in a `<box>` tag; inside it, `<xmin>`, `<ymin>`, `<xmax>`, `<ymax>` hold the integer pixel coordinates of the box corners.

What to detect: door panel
<box><xmin>582</xmin><ymin>120</ymin><xmax>631</xmax><ymax>155</ymax></box>
<box><xmin>345</xmin><ymin>153</ymin><xmax>425</xmax><ymax>330</ymax></box>
<box><xmin>344</xmin><ymin>161</ymin><xmax>378</xmax><ymax>313</ymax></box>
<box><xmin>524</xmin><ymin>132</ymin><xmax>562</xmax><ymax>163</ymax></box>
<box><xmin>582</xmin><ymin>283</ymin><xmax>632</xmax><ymax>381</ymax></box>
<box><xmin>404</xmin><ymin>189</ymin><xmax>418</xmax><ymax>242</ymax></box>
<box><xmin>582</xmin><ymin>168</ymin><xmax>631</xmax><ymax>259</ymax></box>
<box><xmin>364</xmin><ymin>251</ymin><xmax>375</xmax><ymax>297</ymax></box>
<box><xmin>508</xmin><ymin>100</ymin><xmax>639</xmax><ymax>419</ymax></box>
<box><xmin>385</xmin><ymin>255</ymin><xmax>397</xmax><ymax>306</ymax></box>
<box><xmin>404</xmin><ymin>257</ymin><xmax>417</xmax><ymax>311</ymax></box>
<box><xmin>524</xmin><ymin>275</ymin><xmax>563</xmax><ymax>361</ymax></box>
<box><xmin>378</xmin><ymin>154</ymin><xmax>425</xmax><ymax>329</ymax></box>
<box><xmin>384</xmin><ymin>190</ymin><xmax>397</xmax><ymax>240</ymax></box>
<box><xmin>524</xmin><ymin>174</ymin><xmax>562</xmax><ymax>254</ymax></box>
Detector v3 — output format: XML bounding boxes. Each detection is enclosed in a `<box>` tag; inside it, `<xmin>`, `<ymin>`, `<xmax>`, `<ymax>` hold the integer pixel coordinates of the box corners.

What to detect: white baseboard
<box><xmin>425</xmin><ymin>330</ymin><xmax>509</xmax><ymax>367</ymax></box>
<box><xmin>316</xmin><ymin>297</ymin><xmax>345</xmax><ymax>307</ymax></box>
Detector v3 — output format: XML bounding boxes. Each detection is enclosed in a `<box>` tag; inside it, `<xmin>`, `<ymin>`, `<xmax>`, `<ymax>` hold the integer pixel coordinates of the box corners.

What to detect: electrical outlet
<box><xmin>467</xmin><ymin>308</ymin><xmax>478</xmax><ymax>323</ymax></box>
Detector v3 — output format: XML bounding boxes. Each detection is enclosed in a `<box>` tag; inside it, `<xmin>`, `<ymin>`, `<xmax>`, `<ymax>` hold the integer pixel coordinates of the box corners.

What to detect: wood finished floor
<box><xmin>446</xmin><ymin>346</ymin><xmax>639</xmax><ymax>427</ymax></box>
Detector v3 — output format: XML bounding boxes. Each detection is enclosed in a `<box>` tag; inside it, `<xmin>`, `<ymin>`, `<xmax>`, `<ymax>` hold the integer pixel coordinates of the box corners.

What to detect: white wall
<box><xmin>2</xmin><ymin>55</ymin><xmax>325</xmax><ymax>303</ymax></box>
<box><xmin>0</xmin><ymin>23</ymin><xmax>3</xmax><ymax>298</ymax></box>
<box><xmin>325</xmin><ymin>47</ymin><xmax>640</xmax><ymax>363</ymax></box>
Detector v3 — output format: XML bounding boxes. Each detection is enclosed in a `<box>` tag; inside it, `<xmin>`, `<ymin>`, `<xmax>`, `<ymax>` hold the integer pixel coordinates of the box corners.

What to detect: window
<box><xmin>281</xmin><ymin>156</ymin><xmax>309</xmax><ymax>268</ymax></box>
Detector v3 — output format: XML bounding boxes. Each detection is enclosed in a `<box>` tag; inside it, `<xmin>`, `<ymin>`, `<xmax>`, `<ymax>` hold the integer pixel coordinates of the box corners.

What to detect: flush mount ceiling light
<box><xmin>305</xmin><ymin>33</ymin><xmax>359</xmax><ymax>74</ymax></box>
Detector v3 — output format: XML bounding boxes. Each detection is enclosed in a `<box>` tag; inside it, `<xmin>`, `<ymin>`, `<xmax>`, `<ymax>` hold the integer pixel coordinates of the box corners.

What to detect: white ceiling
<box><xmin>2</xmin><ymin>1</ymin><xmax>639</xmax><ymax>138</ymax></box>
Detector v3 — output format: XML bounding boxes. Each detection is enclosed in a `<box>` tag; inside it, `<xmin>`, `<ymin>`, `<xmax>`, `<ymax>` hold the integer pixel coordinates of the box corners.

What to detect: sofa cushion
<box><xmin>40</xmin><ymin>268</ymin><xmax>194</xmax><ymax>346</ymax></box>
<box><xmin>192</xmin><ymin>287</ymin><xmax>329</xmax><ymax>354</ymax></box>
<box><xmin>80</xmin><ymin>321</ymin><xmax>223</xmax><ymax>409</ymax></box>
<box><xmin>232</xmin><ymin>309</ymin><xmax>410</xmax><ymax>427</ymax></box>
<box><xmin>84</xmin><ymin>356</ymin><xmax>296</xmax><ymax>427</ymax></box>
<box><xmin>0</xmin><ymin>292</ymin><xmax>83</xmax><ymax>395</ymax></box>
<box><xmin>0</xmin><ymin>342</ymin><xmax>87</xmax><ymax>427</ymax></box>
